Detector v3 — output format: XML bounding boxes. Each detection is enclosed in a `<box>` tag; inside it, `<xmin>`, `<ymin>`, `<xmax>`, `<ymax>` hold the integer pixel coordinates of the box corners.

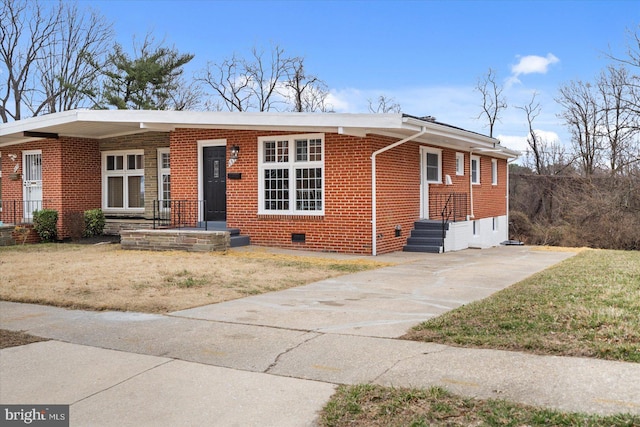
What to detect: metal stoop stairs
<box><xmin>403</xmin><ymin>220</ymin><xmax>447</xmax><ymax>253</ymax></box>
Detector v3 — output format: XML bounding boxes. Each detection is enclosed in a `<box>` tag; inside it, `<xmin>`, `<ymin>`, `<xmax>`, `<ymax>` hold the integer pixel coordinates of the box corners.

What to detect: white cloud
<box><xmin>511</xmin><ymin>53</ymin><xmax>560</xmax><ymax>76</ymax></box>
<box><xmin>496</xmin><ymin>134</ymin><xmax>529</xmax><ymax>153</ymax></box>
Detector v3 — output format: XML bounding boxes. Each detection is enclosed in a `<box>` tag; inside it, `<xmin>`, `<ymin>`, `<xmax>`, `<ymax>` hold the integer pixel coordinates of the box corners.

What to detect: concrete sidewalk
<box><xmin>2</xmin><ymin>246</ymin><xmax>639</xmax><ymax>426</ymax></box>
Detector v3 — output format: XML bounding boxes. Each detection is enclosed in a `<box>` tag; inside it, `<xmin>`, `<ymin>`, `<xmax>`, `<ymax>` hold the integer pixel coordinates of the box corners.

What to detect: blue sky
<box><xmin>83</xmin><ymin>0</ymin><xmax>639</xmax><ymax>154</ymax></box>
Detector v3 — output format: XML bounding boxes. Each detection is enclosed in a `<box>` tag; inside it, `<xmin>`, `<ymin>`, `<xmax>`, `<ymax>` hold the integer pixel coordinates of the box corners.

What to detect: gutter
<box><xmin>371</xmin><ymin>127</ymin><xmax>427</xmax><ymax>256</ymax></box>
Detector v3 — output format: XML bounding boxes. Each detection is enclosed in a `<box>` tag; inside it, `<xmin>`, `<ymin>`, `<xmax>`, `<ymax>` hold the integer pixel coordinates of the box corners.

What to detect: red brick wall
<box><xmin>170</xmin><ymin>129</ymin><xmax>376</xmax><ymax>254</ymax></box>
<box><xmin>169</xmin><ymin>128</ymin><xmax>508</xmax><ymax>255</ymax></box>
<box><xmin>471</xmin><ymin>156</ymin><xmax>508</xmax><ymax>219</ymax></box>
<box><xmin>0</xmin><ymin>137</ymin><xmax>101</xmax><ymax>238</ymax></box>
<box><xmin>372</xmin><ymin>136</ymin><xmax>421</xmax><ymax>254</ymax></box>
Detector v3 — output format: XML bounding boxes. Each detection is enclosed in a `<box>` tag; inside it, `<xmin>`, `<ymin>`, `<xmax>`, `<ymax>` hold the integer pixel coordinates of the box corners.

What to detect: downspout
<box><xmin>469</xmin><ymin>150</ymin><xmax>476</xmax><ymax>220</ymax></box>
<box><xmin>371</xmin><ymin>127</ymin><xmax>427</xmax><ymax>256</ymax></box>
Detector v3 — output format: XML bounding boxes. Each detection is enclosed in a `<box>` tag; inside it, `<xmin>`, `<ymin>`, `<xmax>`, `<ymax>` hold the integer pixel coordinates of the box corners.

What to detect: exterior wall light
<box><xmin>228</xmin><ymin>145</ymin><xmax>240</xmax><ymax>167</ymax></box>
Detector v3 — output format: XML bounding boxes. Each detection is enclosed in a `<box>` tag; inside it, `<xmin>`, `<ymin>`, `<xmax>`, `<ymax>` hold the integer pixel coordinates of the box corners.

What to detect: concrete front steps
<box><xmin>198</xmin><ymin>221</ymin><xmax>250</xmax><ymax>248</ymax></box>
<box><xmin>403</xmin><ymin>220</ymin><xmax>447</xmax><ymax>253</ymax></box>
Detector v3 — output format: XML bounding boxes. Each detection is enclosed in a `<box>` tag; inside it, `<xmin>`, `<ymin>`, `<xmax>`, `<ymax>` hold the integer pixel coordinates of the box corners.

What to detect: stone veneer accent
<box><xmin>0</xmin><ymin>225</ymin><xmax>16</xmax><ymax>246</ymax></box>
<box><xmin>120</xmin><ymin>229</ymin><xmax>230</xmax><ymax>252</ymax></box>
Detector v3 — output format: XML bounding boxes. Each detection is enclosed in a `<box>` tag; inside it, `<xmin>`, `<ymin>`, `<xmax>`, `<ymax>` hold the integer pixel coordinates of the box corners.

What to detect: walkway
<box><xmin>1</xmin><ymin>246</ymin><xmax>639</xmax><ymax>426</ymax></box>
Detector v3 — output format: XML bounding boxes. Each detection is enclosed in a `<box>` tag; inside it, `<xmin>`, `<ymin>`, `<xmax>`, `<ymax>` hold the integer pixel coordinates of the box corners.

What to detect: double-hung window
<box><xmin>456</xmin><ymin>152</ymin><xmax>465</xmax><ymax>176</ymax></box>
<box><xmin>491</xmin><ymin>159</ymin><xmax>498</xmax><ymax>185</ymax></box>
<box><xmin>103</xmin><ymin>150</ymin><xmax>145</xmax><ymax>212</ymax></box>
<box><xmin>157</xmin><ymin>148</ymin><xmax>171</xmax><ymax>208</ymax></box>
<box><xmin>471</xmin><ymin>155</ymin><xmax>480</xmax><ymax>185</ymax></box>
<box><xmin>259</xmin><ymin>133</ymin><xmax>324</xmax><ymax>215</ymax></box>
<box><xmin>424</xmin><ymin>147</ymin><xmax>442</xmax><ymax>183</ymax></box>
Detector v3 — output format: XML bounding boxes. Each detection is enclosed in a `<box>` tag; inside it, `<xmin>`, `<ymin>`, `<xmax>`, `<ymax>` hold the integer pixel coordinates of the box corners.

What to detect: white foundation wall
<box><xmin>444</xmin><ymin>215</ymin><xmax>509</xmax><ymax>252</ymax></box>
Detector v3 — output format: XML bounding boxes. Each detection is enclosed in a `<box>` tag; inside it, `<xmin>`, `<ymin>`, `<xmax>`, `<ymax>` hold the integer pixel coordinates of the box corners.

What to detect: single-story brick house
<box><xmin>0</xmin><ymin>110</ymin><xmax>518</xmax><ymax>255</ymax></box>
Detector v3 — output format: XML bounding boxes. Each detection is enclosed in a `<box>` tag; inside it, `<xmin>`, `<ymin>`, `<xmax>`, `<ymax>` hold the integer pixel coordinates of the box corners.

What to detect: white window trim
<box><xmin>491</xmin><ymin>158</ymin><xmax>498</xmax><ymax>185</ymax></box>
<box><xmin>423</xmin><ymin>146</ymin><xmax>442</xmax><ymax>184</ymax></box>
<box><xmin>102</xmin><ymin>149</ymin><xmax>145</xmax><ymax>213</ymax></box>
<box><xmin>157</xmin><ymin>147</ymin><xmax>170</xmax><ymax>207</ymax></box>
<box><xmin>258</xmin><ymin>133</ymin><xmax>325</xmax><ymax>216</ymax></box>
<box><xmin>471</xmin><ymin>155</ymin><xmax>481</xmax><ymax>185</ymax></box>
<box><xmin>455</xmin><ymin>152</ymin><xmax>465</xmax><ymax>176</ymax></box>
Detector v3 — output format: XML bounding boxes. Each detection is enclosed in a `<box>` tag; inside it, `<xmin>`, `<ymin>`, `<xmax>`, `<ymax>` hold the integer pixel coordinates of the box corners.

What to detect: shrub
<box><xmin>508</xmin><ymin>210</ymin><xmax>531</xmax><ymax>242</ymax></box>
<box><xmin>83</xmin><ymin>208</ymin><xmax>106</xmax><ymax>237</ymax></box>
<box><xmin>33</xmin><ymin>209</ymin><xmax>58</xmax><ymax>242</ymax></box>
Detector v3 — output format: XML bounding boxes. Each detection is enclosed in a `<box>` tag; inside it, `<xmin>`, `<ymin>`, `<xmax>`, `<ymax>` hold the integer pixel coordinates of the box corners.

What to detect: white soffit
<box><xmin>0</xmin><ymin>110</ymin><xmax>517</xmax><ymax>157</ymax></box>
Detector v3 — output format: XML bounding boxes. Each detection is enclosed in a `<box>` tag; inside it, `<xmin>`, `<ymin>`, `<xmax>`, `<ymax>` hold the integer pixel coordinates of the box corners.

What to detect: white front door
<box><xmin>23</xmin><ymin>150</ymin><xmax>42</xmax><ymax>219</ymax></box>
<box><xmin>420</xmin><ymin>147</ymin><xmax>430</xmax><ymax>219</ymax></box>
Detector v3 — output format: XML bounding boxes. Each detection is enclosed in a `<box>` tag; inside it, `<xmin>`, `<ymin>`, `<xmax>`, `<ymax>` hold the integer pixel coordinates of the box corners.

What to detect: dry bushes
<box><xmin>510</xmin><ymin>174</ymin><xmax>640</xmax><ymax>250</ymax></box>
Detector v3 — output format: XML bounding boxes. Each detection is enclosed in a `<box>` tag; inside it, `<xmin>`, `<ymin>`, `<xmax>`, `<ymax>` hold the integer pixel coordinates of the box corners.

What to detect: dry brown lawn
<box><xmin>0</xmin><ymin>243</ymin><xmax>390</xmax><ymax>313</ymax></box>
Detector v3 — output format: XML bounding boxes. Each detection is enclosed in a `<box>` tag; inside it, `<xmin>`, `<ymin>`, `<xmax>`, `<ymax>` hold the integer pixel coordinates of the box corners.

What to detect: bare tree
<box><xmin>198</xmin><ymin>44</ymin><xmax>300</xmax><ymax>112</ymax></box>
<box><xmin>198</xmin><ymin>55</ymin><xmax>252</xmax><ymax>111</ymax></box>
<box><xmin>597</xmin><ymin>65</ymin><xmax>639</xmax><ymax>175</ymax></box>
<box><xmin>286</xmin><ymin>58</ymin><xmax>332</xmax><ymax>112</ymax></box>
<box><xmin>245</xmin><ymin>45</ymin><xmax>295</xmax><ymax>112</ymax></box>
<box><xmin>475</xmin><ymin>68</ymin><xmax>507</xmax><ymax>137</ymax></box>
<box><xmin>36</xmin><ymin>2</ymin><xmax>113</xmax><ymax>115</ymax></box>
<box><xmin>0</xmin><ymin>0</ymin><xmax>113</xmax><ymax>121</ymax></box>
<box><xmin>367</xmin><ymin>95</ymin><xmax>401</xmax><ymax>113</ymax></box>
<box><xmin>517</xmin><ymin>93</ymin><xmax>545</xmax><ymax>174</ymax></box>
<box><xmin>516</xmin><ymin>92</ymin><xmax>572</xmax><ymax>175</ymax></box>
<box><xmin>0</xmin><ymin>0</ymin><xmax>60</xmax><ymax>122</ymax></box>
<box><xmin>557</xmin><ymin>80</ymin><xmax>602</xmax><ymax>177</ymax></box>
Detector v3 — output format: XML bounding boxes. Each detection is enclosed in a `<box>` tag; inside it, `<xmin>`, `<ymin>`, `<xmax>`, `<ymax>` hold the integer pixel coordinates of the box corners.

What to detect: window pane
<box><xmin>128</xmin><ymin>154</ymin><xmax>143</xmax><ymax>170</ymax></box>
<box><xmin>264</xmin><ymin>141</ymin><xmax>276</xmax><ymax>162</ymax></box>
<box><xmin>277</xmin><ymin>140</ymin><xmax>289</xmax><ymax>162</ymax></box>
<box><xmin>107</xmin><ymin>177</ymin><xmax>123</xmax><ymax>208</ymax></box>
<box><xmin>309</xmin><ymin>139</ymin><xmax>322</xmax><ymax>161</ymax></box>
<box><xmin>426</xmin><ymin>153</ymin><xmax>439</xmax><ymax>182</ymax></box>
<box><xmin>161</xmin><ymin>152</ymin><xmax>170</xmax><ymax>169</ymax></box>
<box><xmin>162</xmin><ymin>175</ymin><xmax>171</xmax><ymax>201</ymax></box>
<box><xmin>128</xmin><ymin>176</ymin><xmax>145</xmax><ymax>208</ymax></box>
<box><xmin>472</xmin><ymin>159</ymin><xmax>479</xmax><ymax>183</ymax></box>
<box><xmin>296</xmin><ymin>139</ymin><xmax>308</xmax><ymax>161</ymax></box>
<box><xmin>264</xmin><ymin>169</ymin><xmax>289</xmax><ymax>210</ymax></box>
<box><xmin>296</xmin><ymin>168</ymin><xmax>322</xmax><ymax>211</ymax></box>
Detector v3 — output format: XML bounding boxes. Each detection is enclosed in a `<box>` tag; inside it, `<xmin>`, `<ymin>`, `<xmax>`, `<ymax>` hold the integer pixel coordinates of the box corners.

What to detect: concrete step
<box><xmin>407</xmin><ymin>236</ymin><xmax>442</xmax><ymax>246</ymax></box>
<box><xmin>410</xmin><ymin>228</ymin><xmax>444</xmax><ymax>238</ymax></box>
<box><xmin>413</xmin><ymin>220</ymin><xmax>449</xmax><ymax>231</ymax></box>
<box><xmin>230</xmin><ymin>235</ymin><xmax>250</xmax><ymax>248</ymax></box>
<box><xmin>402</xmin><ymin>244</ymin><xmax>442</xmax><ymax>253</ymax></box>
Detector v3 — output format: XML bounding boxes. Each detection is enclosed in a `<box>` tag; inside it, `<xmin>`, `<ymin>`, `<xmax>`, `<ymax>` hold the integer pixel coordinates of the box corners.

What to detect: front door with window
<box><xmin>203</xmin><ymin>146</ymin><xmax>226</xmax><ymax>221</ymax></box>
<box><xmin>23</xmin><ymin>151</ymin><xmax>42</xmax><ymax>219</ymax></box>
<box><xmin>420</xmin><ymin>147</ymin><xmax>442</xmax><ymax>220</ymax></box>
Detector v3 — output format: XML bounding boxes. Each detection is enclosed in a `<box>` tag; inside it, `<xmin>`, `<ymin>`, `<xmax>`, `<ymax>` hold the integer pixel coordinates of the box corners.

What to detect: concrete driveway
<box><xmin>2</xmin><ymin>246</ymin><xmax>639</xmax><ymax>426</ymax></box>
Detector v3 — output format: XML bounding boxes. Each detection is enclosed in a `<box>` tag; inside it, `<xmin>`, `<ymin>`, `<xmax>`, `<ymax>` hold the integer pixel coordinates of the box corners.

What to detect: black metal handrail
<box><xmin>153</xmin><ymin>200</ymin><xmax>207</xmax><ymax>230</ymax></box>
<box><xmin>0</xmin><ymin>200</ymin><xmax>55</xmax><ymax>225</ymax></box>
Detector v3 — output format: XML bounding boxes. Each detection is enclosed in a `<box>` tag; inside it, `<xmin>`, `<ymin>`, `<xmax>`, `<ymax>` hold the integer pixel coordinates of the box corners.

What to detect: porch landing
<box><xmin>120</xmin><ymin>224</ymin><xmax>250</xmax><ymax>253</ymax></box>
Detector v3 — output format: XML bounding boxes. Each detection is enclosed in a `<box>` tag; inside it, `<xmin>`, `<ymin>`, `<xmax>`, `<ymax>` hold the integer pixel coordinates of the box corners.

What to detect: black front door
<box><xmin>203</xmin><ymin>146</ymin><xmax>226</xmax><ymax>221</ymax></box>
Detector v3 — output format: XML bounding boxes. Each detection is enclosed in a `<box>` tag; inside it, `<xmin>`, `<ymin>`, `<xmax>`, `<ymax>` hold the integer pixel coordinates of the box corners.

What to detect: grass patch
<box><xmin>319</xmin><ymin>384</ymin><xmax>640</xmax><ymax>426</ymax></box>
<box><xmin>0</xmin><ymin>243</ymin><xmax>390</xmax><ymax>313</ymax></box>
<box><xmin>404</xmin><ymin>249</ymin><xmax>640</xmax><ymax>363</ymax></box>
<box><xmin>0</xmin><ymin>329</ymin><xmax>49</xmax><ymax>349</ymax></box>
